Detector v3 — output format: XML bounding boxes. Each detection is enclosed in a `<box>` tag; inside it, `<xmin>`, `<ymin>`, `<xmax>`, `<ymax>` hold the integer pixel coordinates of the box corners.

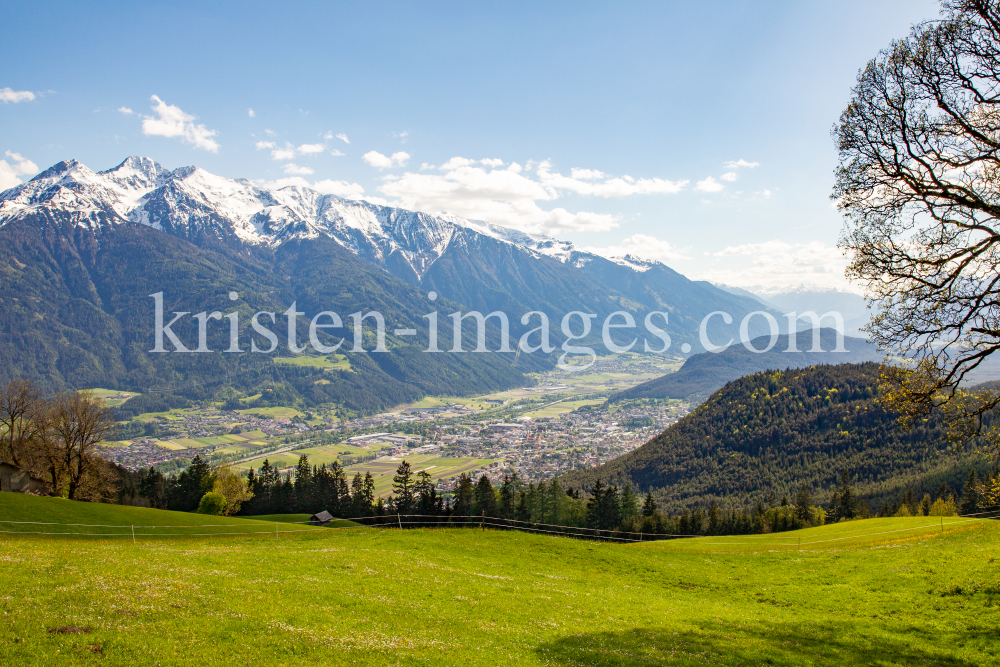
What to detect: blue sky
<box><xmin>0</xmin><ymin>0</ymin><xmax>939</xmax><ymax>291</ymax></box>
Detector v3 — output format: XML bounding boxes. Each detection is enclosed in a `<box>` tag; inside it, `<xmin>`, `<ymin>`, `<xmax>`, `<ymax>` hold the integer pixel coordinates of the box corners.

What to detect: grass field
<box><xmin>1</xmin><ymin>492</ymin><xmax>998</xmax><ymax>666</ymax></box>
<box><xmin>523</xmin><ymin>398</ymin><xmax>606</xmax><ymax>418</ymax></box>
<box><xmin>85</xmin><ymin>388</ymin><xmax>141</xmax><ymax>407</ymax></box>
<box><xmin>273</xmin><ymin>353</ymin><xmax>351</xmax><ymax>371</ymax></box>
<box><xmin>235</xmin><ymin>405</ymin><xmax>304</xmax><ymax>419</ymax></box>
<box><xmin>343</xmin><ymin>454</ymin><xmax>498</xmax><ymax>496</ymax></box>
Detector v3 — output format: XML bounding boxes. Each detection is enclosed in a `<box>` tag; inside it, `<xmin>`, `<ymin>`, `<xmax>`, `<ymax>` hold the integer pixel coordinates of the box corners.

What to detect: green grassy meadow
<box><xmin>1</xmin><ymin>493</ymin><xmax>998</xmax><ymax>666</ymax></box>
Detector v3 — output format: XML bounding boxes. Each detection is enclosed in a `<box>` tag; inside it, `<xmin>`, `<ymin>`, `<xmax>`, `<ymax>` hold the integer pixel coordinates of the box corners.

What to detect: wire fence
<box><xmin>0</xmin><ymin>508</ymin><xmax>997</xmax><ymax>545</ymax></box>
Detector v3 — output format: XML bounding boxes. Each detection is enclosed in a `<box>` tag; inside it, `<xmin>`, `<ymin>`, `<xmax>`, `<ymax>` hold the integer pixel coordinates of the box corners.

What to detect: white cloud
<box><xmin>760</xmin><ymin>189</ymin><xmax>772</xmax><ymax>199</ymax></box>
<box><xmin>297</xmin><ymin>143</ymin><xmax>325</xmax><ymax>154</ymax></box>
<box><xmin>481</xmin><ymin>158</ymin><xmax>504</xmax><ymax>168</ymax></box>
<box><xmin>247</xmin><ymin>108</ymin><xmax>255</xmax><ymax>118</ymax></box>
<box><xmin>570</xmin><ymin>168</ymin><xmax>605</xmax><ymax>180</ymax></box>
<box><xmin>724</xmin><ymin>159</ymin><xmax>760</xmax><ymax>169</ymax></box>
<box><xmin>265</xmin><ymin>129</ymin><xmax>276</xmax><ymax>136</ymax></box>
<box><xmin>141</xmin><ymin>95</ymin><xmax>220</xmax><ymax>152</ymax></box>
<box><xmin>372</xmin><ymin>157</ymin><xmax>694</xmax><ymax>234</ymax></box>
<box><xmin>117</xmin><ymin>106</ymin><xmax>135</xmax><ymax>115</ymax></box>
<box><xmin>439</xmin><ymin>157</ymin><xmax>475</xmax><ymax>170</ymax></box>
<box><xmin>0</xmin><ymin>88</ymin><xmax>35</xmax><ymax>103</ymax></box>
<box><xmin>282</xmin><ymin>163</ymin><xmax>314</xmax><ymax>175</ymax></box>
<box><xmin>583</xmin><ymin>234</ymin><xmax>689</xmax><ymax>263</ymax></box>
<box><xmin>255</xmin><ymin>176</ymin><xmax>366</xmax><ymax>199</ymax></box>
<box><xmin>536</xmin><ymin>161</ymin><xmax>687</xmax><ymax>196</ymax></box>
<box><xmin>721</xmin><ymin>171</ymin><xmax>738</xmax><ymax>182</ymax></box>
<box><xmin>330</xmin><ymin>149</ymin><xmax>345</xmax><ymax>157</ymax></box>
<box><xmin>364</xmin><ymin>150</ymin><xmax>410</xmax><ymax>168</ymax></box>
<box><xmin>392</xmin><ymin>131</ymin><xmax>409</xmax><ymax>141</ymax></box>
<box><xmin>696</xmin><ymin>176</ymin><xmax>724</xmax><ymax>192</ymax></box>
<box><xmin>313</xmin><ymin>179</ymin><xmax>366</xmax><ymax>198</ymax></box>
<box><xmin>335</xmin><ymin>133</ymin><xmax>350</xmax><ymax>144</ymax></box>
<box><xmin>695</xmin><ymin>240</ymin><xmax>853</xmax><ymax>291</ymax></box>
<box><xmin>267</xmin><ymin>142</ymin><xmax>326</xmax><ymax>160</ymax></box>
<box><xmin>0</xmin><ymin>151</ymin><xmax>39</xmax><ymax>190</ymax></box>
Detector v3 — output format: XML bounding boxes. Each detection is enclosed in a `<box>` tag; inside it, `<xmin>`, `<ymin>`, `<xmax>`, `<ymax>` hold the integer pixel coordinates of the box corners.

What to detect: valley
<box><xmin>98</xmin><ymin>353</ymin><xmax>687</xmax><ymax>491</ymax></box>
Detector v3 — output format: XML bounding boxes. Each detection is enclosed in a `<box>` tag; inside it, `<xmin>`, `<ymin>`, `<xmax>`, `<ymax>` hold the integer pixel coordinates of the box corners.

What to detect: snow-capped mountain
<box><xmin>0</xmin><ymin>156</ymin><xmax>791</xmax><ymax>398</ymax></box>
<box><xmin>0</xmin><ymin>156</ymin><xmax>651</xmax><ymax>283</ymax></box>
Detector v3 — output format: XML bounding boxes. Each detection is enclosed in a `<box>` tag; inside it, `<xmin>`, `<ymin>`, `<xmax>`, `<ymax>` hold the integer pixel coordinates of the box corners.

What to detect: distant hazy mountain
<box><xmin>713</xmin><ymin>283</ymin><xmax>870</xmax><ymax>337</ymax></box>
<box><xmin>610</xmin><ymin>328</ymin><xmax>881</xmax><ymax>403</ymax></box>
<box><xmin>0</xmin><ymin>156</ymin><xmax>778</xmax><ymax>404</ymax></box>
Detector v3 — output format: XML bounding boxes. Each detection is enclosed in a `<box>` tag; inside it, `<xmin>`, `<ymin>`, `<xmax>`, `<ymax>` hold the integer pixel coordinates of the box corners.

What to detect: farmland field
<box><xmin>86</xmin><ymin>388</ymin><xmax>141</xmax><ymax>407</ymax></box>
<box><xmin>1</xmin><ymin>492</ymin><xmax>998</xmax><ymax>667</ymax></box>
<box><xmin>344</xmin><ymin>454</ymin><xmax>498</xmax><ymax>496</ymax></box>
<box><xmin>235</xmin><ymin>442</ymin><xmax>391</xmax><ymax>472</ymax></box>
<box><xmin>272</xmin><ymin>353</ymin><xmax>351</xmax><ymax>371</ymax></box>
<box><xmin>523</xmin><ymin>398</ymin><xmax>606</xmax><ymax>418</ymax></box>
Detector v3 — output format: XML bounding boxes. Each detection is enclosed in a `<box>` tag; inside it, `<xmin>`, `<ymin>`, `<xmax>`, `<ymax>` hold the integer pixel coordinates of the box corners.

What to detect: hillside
<box><xmin>610</xmin><ymin>328</ymin><xmax>881</xmax><ymax>403</ymax></box>
<box><xmin>566</xmin><ymin>363</ymin><xmax>988</xmax><ymax>512</ymax></box>
<box><xmin>1</xmin><ymin>492</ymin><xmax>998</xmax><ymax>666</ymax></box>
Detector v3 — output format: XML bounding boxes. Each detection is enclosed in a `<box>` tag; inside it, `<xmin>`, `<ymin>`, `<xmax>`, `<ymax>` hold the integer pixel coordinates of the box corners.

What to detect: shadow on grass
<box><xmin>535</xmin><ymin>621</ymin><xmax>992</xmax><ymax>666</ymax></box>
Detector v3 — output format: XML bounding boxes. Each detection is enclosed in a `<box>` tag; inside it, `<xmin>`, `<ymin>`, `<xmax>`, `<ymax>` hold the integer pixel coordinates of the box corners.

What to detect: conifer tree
<box><xmin>392</xmin><ymin>460</ymin><xmax>415</xmax><ymax>514</ymax></box>
<box><xmin>473</xmin><ymin>475</ymin><xmax>498</xmax><ymax>519</ymax></box>
<box><xmin>960</xmin><ymin>469</ymin><xmax>981</xmax><ymax>515</ymax></box>
<box><xmin>452</xmin><ymin>473</ymin><xmax>475</xmax><ymax>521</ymax></box>
<box><xmin>795</xmin><ymin>484</ymin><xmax>813</xmax><ymax>523</ymax></box>
<box><xmin>641</xmin><ymin>492</ymin><xmax>658</xmax><ymax>517</ymax></box>
<box><xmin>620</xmin><ymin>485</ymin><xmax>639</xmax><ymax>524</ymax></box>
<box><xmin>836</xmin><ymin>470</ymin><xmax>856</xmax><ymax>521</ymax></box>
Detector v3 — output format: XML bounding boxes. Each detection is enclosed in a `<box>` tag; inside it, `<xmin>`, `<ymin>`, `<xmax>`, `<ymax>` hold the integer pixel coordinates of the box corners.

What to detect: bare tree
<box><xmin>834</xmin><ymin>1</ymin><xmax>1000</xmax><ymax>451</ymax></box>
<box><xmin>45</xmin><ymin>392</ymin><xmax>115</xmax><ymax>500</ymax></box>
<box><xmin>0</xmin><ymin>378</ymin><xmax>45</xmax><ymax>468</ymax></box>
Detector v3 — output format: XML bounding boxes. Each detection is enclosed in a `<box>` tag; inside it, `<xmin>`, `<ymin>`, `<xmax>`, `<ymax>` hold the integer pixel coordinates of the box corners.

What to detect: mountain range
<box><xmin>0</xmin><ymin>156</ymin><xmax>778</xmax><ymax>409</ymax></box>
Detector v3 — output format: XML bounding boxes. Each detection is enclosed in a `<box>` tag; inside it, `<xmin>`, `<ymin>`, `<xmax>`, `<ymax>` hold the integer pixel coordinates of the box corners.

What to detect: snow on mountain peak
<box><xmin>0</xmin><ymin>156</ymin><xmax>667</xmax><ymax>280</ymax></box>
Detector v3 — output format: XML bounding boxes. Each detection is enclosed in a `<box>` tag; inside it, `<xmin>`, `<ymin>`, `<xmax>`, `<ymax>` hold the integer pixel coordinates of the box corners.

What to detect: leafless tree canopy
<box><xmin>834</xmin><ymin>1</ymin><xmax>1000</xmax><ymax>448</ymax></box>
<box><xmin>0</xmin><ymin>379</ymin><xmax>117</xmax><ymax>500</ymax></box>
<box><xmin>0</xmin><ymin>378</ymin><xmax>45</xmax><ymax>468</ymax></box>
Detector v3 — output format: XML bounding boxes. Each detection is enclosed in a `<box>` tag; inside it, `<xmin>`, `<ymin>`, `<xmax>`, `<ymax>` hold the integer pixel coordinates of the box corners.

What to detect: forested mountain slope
<box><xmin>610</xmin><ymin>329</ymin><xmax>881</xmax><ymax>403</ymax></box>
<box><xmin>564</xmin><ymin>363</ymin><xmax>987</xmax><ymax>512</ymax></box>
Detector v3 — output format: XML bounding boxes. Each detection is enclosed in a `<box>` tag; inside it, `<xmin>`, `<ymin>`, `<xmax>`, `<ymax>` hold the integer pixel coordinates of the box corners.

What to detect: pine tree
<box><xmin>919</xmin><ymin>493</ymin><xmax>932</xmax><ymax>516</ymax></box>
<box><xmin>452</xmin><ymin>474</ymin><xmax>475</xmax><ymax>521</ymax></box>
<box><xmin>836</xmin><ymin>470</ymin><xmax>856</xmax><ymax>520</ymax></box>
<box><xmin>960</xmin><ymin>469</ymin><xmax>980</xmax><ymax>515</ymax></box>
<box><xmin>499</xmin><ymin>474</ymin><xmax>520</xmax><ymax>519</ymax></box>
<box><xmin>708</xmin><ymin>502</ymin><xmax>720</xmax><ymax>535</ymax></box>
<box><xmin>620</xmin><ymin>485</ymin><xmax>639</xmax><ymax>524</ymax></box>
<box><xmin>294</xmin><ymin>455</ymin><xmax>312</xmax><ymax>512</ymax></box>
<box><xmin>416</xmin><ymin>470</ymin><xmax>438</xmax><ymax>517</ymax></box>
<box><xmin>795</xmin><ymin>484</ymin><xmax>813</xmax><ymax>523</ymax></box>
<box><xmin>586</xmin><ymin>479</ymin><xmax>605</xmax><ymax>529</ymax></box>
<box><xmin>392</xmin><ymin>460</ymin><xmax>415</xmax><ymax>514</ymax></box>
<box><xmin>473</xmin><ymin>475</ymin><xmax>498</xmax><ymax>519</ymax></box>
<box><xmin>641</xmin><ymin>492</ymin><xmax>658</xmax><ymax>517</ymax></box>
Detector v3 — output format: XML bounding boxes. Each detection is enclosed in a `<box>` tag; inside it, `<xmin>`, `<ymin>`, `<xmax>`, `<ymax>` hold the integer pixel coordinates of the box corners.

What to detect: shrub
<box><xmin>197</xmin><ymin>492</ymin><xmax>228</xmax><ymax>515</ymax></box>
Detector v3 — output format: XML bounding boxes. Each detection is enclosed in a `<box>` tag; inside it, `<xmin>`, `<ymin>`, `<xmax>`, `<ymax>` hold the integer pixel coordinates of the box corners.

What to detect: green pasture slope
<box><xmin>1</xmin><ymin>493</ymin><xmax>999</xmax><ymax>666</ymax></box>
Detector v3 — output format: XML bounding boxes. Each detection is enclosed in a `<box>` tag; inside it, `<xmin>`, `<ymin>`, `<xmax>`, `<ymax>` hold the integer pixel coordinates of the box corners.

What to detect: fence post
<box><xmin>276</xmin><ymin>521</ymin><xmax>278</xmax><ymax>540</ymax></box>
<box><xmin>131</xmin><ymin>525</ymin><xmax>135</xmax><ymax>545</ymax></box>
<box><xmin>398</xmin><ymin>513</ymin><xmax>402</xmax><ymax>530</ymax></box>
<box><xmin>941</xmin><ymin>516</ymin><xmax>943</xmax><ymax>533</ymax></box>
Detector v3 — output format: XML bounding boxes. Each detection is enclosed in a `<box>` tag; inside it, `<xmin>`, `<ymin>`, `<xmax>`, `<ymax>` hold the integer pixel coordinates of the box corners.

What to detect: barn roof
<box><xmin>310</xmin><ymin>510</ymin><xmax>333</xmax><ymax>523</ymax></box>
